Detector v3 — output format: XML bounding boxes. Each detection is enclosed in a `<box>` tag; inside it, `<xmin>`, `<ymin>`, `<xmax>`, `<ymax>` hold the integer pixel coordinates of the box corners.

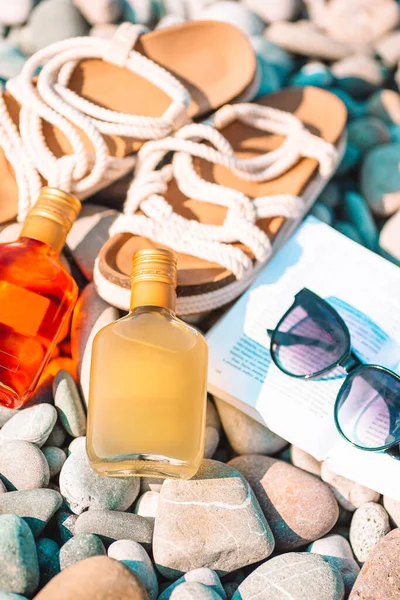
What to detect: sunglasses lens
<box><xmin>271</xmin><ymin>295</ymin><xmax>349</xmax><ymax>377</ymax></box>
<box><xmin>335</xmin><ymin>367</ymin><xmax>400</xmax><ymax>450</ymax></box>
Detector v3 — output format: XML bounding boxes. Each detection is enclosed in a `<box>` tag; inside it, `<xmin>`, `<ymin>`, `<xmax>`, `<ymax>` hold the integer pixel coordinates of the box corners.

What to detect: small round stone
<box><xmin>42</xmin><ymin>446</ymin><xmax>67</xmax><ymax>478</ymax></box>
<box><xmin>44</xmin><ymin>421</ymin><xmax>67</xmax><ymax>448</ymax></box>
<box><xmin>244</xmin><ymin>0</ymin><xmax>301</xmax><ymax>22</ymax></box>
<box><xmin>68</xmin><ymin>436</ymin><xmax>86</xmax><ymax>454</ymax></box>
<box><xmin>33</xmin><ymin>556</ymin><xmax>148</xmax><ymax>600</ymax></box>
<box><xmin>0</xmin><ymin>0</ymin><xmax>33</xmax><ymax>25</ymax></box>
<box><xmin>75</xmin><ymin>510</ymin><xmax>154</xmax><ymax>549</ymax></box>
<box><xmin>159</xmin><ymin>569</ymin><xmax>225</xmax><ymax>600</ymax></box>
<box><xmin>366</xmin><ymin>89</ymin><xmax>400</xmax><ymax>125</ymax></box>
<box><xmin>0</xmin><ymin>404</ymin><xmax>57</xmax><ymax>448</ymax></box>
<box><xmin>197</xmin><ymin>1</ymin><xmax>264</xmax><ymax>36</ymax></box>
<box><xmin>72</xmin><ymin>0</ymin><xmax>122</xmax><ymax>24</ymax></box>
<box><xmin>108</xmin><ymin>540</ymin><xmax>158</xmax><ymax>599</ymax></box>
<box><xmin>55</xmin><ymin>508</ymin><xmax>78</xmax><ymax>544</ymax></box>
<box><xmin>204</xmin><ymin>427</ymin><xmax>220</xmax><ymax>459</ymax></box>
<box><xmin>361</xmin><ymin>142</ymin><xmax>400</xmax><ymax>216</ymax></box>
<box><xmin>59</xmin><ymin>438</ymin><xmax>140</xmax><ymax>514</ymax></box>
<box><xmin>36</xmin><ymin>538</ymin><xmax>60</xmax><ymax>587</ymax></box>
<box><xmin>0</xmin><ymin>514</ymin><xmax>39</xmax><ymax>597</ymax></box>
<box><xmin>0</xmin><ymin>405</ymin><xmax>18</xmax><ymax>427</ymax></box>
<box><xmin>383</xmin><ymin>495</ymin><xmax>400</xmax><ymax>527</ymax></box>
<box><xmin>321</xmin><ymin>462</ymin><xmax>380</xmax><ymax>511</ymax></box>
<box><xmin>53</xmin><ymin>370</ymin><xmax>87</xmax><ymax>438</ymax></box>
<box><xmin>290</xmin><ymin>446</ymin><xmax>322</xmax><ymax>477</ymax></box>
<box><xmin>170</xmin><ymin>583</ymin><xmax>222</xmax><ymax>600</ymax></box>
<box><xmin>308</xmin><ymin>534</ymin><xmax>360</xmax><ymax>596</ymax></box>
<box><xmin>332</xmin><ymin>54</ymin><xmax>384</xmax><ymax>98</ymax></box>
<box><xmin>59</xmin><ymin>533</ymin><xmax>106</xmax><ymax>570</ymax></box>
<box><xmin>347</xmin><ymin>117</ymin><xmax>390</xmax><ymax>154</ymax></box>
<box><xmin>350</xmin><ymin>502</ymin><xmax>391</xmax><ymax>563</ymax></box>
<box><xmin>0</xmin><ymin>441</ymin><xmax>50</xmax><ymax>490</ymax></box>
<box><xmin>0</xmin><ymin>489</ymin><xmax>62</xmax><ymax>538</ymax></box>
<box><xmin>133</xmin><ymin>491</ymin><xmax>160</xmax><ymax>521</ymax></box>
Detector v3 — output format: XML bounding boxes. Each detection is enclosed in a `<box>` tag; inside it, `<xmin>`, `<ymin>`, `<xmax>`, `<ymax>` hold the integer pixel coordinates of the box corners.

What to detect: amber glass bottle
<box><xmin>0</xmin><ymin>187</ymin><xmax>81</xmax><ymax>408</ymax></box>
<box><xmin>87</xmin><ymin>249</ymin><xmax>208</xmax><ymax>479</ymax></box>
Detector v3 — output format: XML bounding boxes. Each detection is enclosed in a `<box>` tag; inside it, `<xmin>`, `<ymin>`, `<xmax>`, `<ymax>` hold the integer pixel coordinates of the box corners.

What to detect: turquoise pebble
<box><xmin>347</xmin><ymin>117</ymin><xmax>390</xmax><ymax>154</ymax></box>
<box><xmin>378</xmin><ymin>246</ymin><xmax>400</xmax><ymax>267</ymax></box>
<box><xmin>36</xmin><ymin>538</ymin><xmax>60</xmax><ymax>586</ymax></box>
<box><xmin>290</xmin><ymin>62</ymin><xmax>333</xmax><ymax>89</ymax></box>
<box><xmin>334</xmin><ymin>221</ymin><xmax>365</xmax><ymax>245</ymax></box>
<box><xmin>326</xmin><ymin>88</ymin><xmax>366</xmax><ymax>120</ymax></box>
<box><xmin>0</xmin><ymin>514</ymin><xmax>39</xmax><ymax>596</ymax></box>
<box><xmin>388</xmin><ymin>124</ymin><xmax>400</xmax><ymax>142</ymax></box>
<box><xmin>250</xmin><ymin>37</ymin><xmax>294</xmax><ymax>86</ymax></box>
<box><xmin>318</xmin><ymin>182</ymin><xmax>341</xmax><ymax>209</ymax></box>
<box><xmin>0</xmin><ymin>41</ymin><xmax>26</xmax><ymax>80</ymax></box>
<box><xmin>337</xmin><ymin>143</ymin><xmax>361</xmax><ymax>175</ymax></box>
<box><xmin>254</xmin><ymin>56</ymin><xmax>280</xmax><ymax>97</ymax></box>
<box><xmin>0</xmin><ymin>593</ymin><xmax>30</xmax><ymax>599</ymax></box>
<box><xmin>309</xmin><ymin>202</ymin><xmax>333</xmax><ymax>225</ymax></box>
<box><xmin>343</xmin><ymin>191</ymin><xmax>379</xmax><ymax>251</ymax></box>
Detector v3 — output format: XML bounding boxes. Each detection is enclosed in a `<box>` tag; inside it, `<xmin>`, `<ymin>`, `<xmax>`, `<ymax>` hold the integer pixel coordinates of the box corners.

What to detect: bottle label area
<box><xmin>0</xmin><ymin>280</ymin><xmax>50</xmax><ymax>337</ymax></box>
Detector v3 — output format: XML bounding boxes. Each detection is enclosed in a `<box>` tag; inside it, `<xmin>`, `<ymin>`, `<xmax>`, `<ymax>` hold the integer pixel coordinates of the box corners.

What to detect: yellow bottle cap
<box><xmin>131</xmin><ymin>248</ymin><xmax>178</xmax><ymax>288</ymax></box>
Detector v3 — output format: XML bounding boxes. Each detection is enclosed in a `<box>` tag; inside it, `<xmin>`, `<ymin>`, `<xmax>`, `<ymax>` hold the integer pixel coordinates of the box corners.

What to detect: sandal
<box><xmin>0</xmin><ymin>20</ymin><xmax>257</xmax><ymax>224</ymax></box>
<box><xmin>94</xmin><ymin>86</ymin><xmax>347</xmax><ymax>316</ymax></box>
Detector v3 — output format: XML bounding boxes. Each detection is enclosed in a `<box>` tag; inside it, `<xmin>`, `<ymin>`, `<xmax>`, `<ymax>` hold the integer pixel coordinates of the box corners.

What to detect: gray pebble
<box><xmin>140</xmin><ymin>477</ymin><xmax>164</xmax><ymax>494</ymax></box>
<box><xmin>361</xmin><ymin>142</ymin><xmax>400</xmax><ymax>216</ymax></box>
<box><xmin>347</xmin><ymin>117</ymin><xmax>390</xmax><ymax>154</ymax></box>
<box><xmin>375</xmin><ymin>30</ymin><xmax>400</xmax><ymax>68</ymax></box>
<box><xmin>42</xmin><ymin>446</ymin><xmax>67</xmax><ymax>478</ymax></box>
<box><xmin>133</xmin><ymin>491</ymin><xmax>159</xmax><ymax>521</ymax></box>
<box><xmin>53</xmin><ymin>370</ymin><xmax>86</xmax><ymax>438</ymax></box>
<box><xmin>383</xmin><ymin>495</ymin><xmax>400</xmax><ymax>527</ymax></box>
<box><xmin>0</xmin><ymin>406</ymin><xmax>18</xmax><ymax>427</ymax></box>
<box><xmin>171</xmin><ymin>583</ymin><xmax>222</xmax><ymax>600</ymax></box>
<box><xmin>44</xmin><ymin>420</ymin><xmax>67</xmax><ymax>448</ymax></box>
<box><xmin>308</xmin><ymin>534</ymin><xmax>360</xmax><ymax>596</ymax></box>
<box><xmin>0</xmin><ymin>489</ymin><xmax>62</xmax><ymax>537</ymax></box>
<box><xmin>232</xmin><ymin>553</ymin><xmax>344</xmax><ymax>600</ymax></box>
<box><xmin>36</xmin><ymin>538</ymin><xmax>60</xmax><ymax>586</ymax></box>
<box><xmin>331</xmin><ymin>54</ymin><xmax>384</xmax><ymax>98</ymax></box>
<box><xmin>366</xmin><ymin>89</ymin><xmax>400</xmax><ymax>125</ymax></box>
<box><xmin>290</xmin><ymin>446</ymin><xmax>322</xmax><ymax>477</ymax></box>
<box><xmin>59</xmin><ymin>533</ymin><xmax>106</xmax><ymax>570</ymax></box>
<box><xmin>75</xmin><ymin>510</ymin><xmax>153</xmax><ymax>549</ymax></box>
<box><xmin>0</xmin><ymin>404</ymin><xmax>57</xmax><ymax>448</ymax></box>
<box><xmin>159</xmin><ymin>568</ymin><xmax>226</xmax><ymax>600</ymax></box>
<box><xmin>0</xmin><ymin>441</ymin><xmax>50</xmax><ymax>490</ymax></box>
<box><xmin>68</xmin><ymin>436</ymin><xmax>86</xmax><ymax>454</ymax></box>
<box><xmin>243</xmin><ymin>0</ymin><xmax>301</xmax><ymax>23</ymax></box>
<box><xmin>0</xmin><ymin>514</ymin><xmax>39</xmax><ymax>597</ymax></box>
<box><xmin>0</xmin><ymin>0</ymin><xmax>33</xmax><ymax>25</ymax></box>
<box><xmin>204</xmin><ymin>427</ymin><xmax>219</xmax><ymax>459</ymax></box>
<box><xmin>55</xmin><ymin>508</ymin><xmax>78</xmax><ymax>544</ymax></box>
<box><xmin>197</xmin><ymin>1</ymin><xmax>264</xmax><ymax>36</ymax></box>
<box><xmin>108</xmin><ymin>539</ymin><xmax>158</xmax><ymax>599</ymax></box>
<box><xmin>59</xmin><ymin>438</ymin><xmax>140</xmax><ymax>514</ymax></box>
<box><xmin>72</xmin><ymin>0</ymin><xmax>122</xmax><ymax>24</ymax></box>
<box><xmin>350</xmin><ymin>502</ymin><xmax>391</xmax><ymax>563</ymax></box>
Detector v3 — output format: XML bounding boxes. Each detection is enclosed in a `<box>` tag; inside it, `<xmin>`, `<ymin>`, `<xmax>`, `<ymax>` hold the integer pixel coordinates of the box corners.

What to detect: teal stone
<box><xmin>334</xmin><ymin>221</ymin><xmax>365</xmax><ymax>245</ymax></box>
<box><xmin>337</xmin><ymin>143</ymin><xmax>361</xmax><ymax>175</ymax></box>
<box><xmin>59</xmin><ymin>533</ymin><xmax>106</xmax><ymax>570</ymax></box>
<box><xmin>318</xmin><ymin>182</ymin><xmax>341</xmax><ymax>209</ymax></box>
<box><xmin>290</xmin><ymin>62</ymin><xmax>333</xmax><ymax>89</ymax></box>
<box><xmin>0</xmin><ymin>593</ymin><xmax>29</xmax><ymax>599</ymax></box>
<box><xmin>388</xmin><ymin>124</ymin><xmax>400</xmax><ymax>142</ymax></box>
<box><xmin>348</xmin><ymin>117</ymin><xmax>390</xmax><ymax>154</ymax></box>
<box><xmin>326</xmin><ymin>88</ymin><xmax>365</xmax><ymax>120</ymax></box>
<box><xmin>249</xmin><ymin>37</ymin><xmax>294</xmax><ymax>86</ymax></box>
<box><xmin>0</xmin><ymin>514</ymin><xmax>39</xmax><ymax>596</ymax></box>
<box><xmin>36</xmin><ymin>538</ymin><xmax>60</xmax><ymax>587</ymax></box>
<box><xmin>0</xmin><ymin>489</ymin><xmax>62</xmax><ymax>538</ymax></box>
<box><xmin>343</xmin><ymin>191</ymin><xmax>379</xmax><ymax>251</ymax></box>
<box><xmin>254</xmin><ymin>56</ymin><xmax>280</xmax><ymax>97</ymax></box>
<box><xmin>309</xmin><ymin>202</ymin><xmax>333</xmax><ymax>225</ymax></box>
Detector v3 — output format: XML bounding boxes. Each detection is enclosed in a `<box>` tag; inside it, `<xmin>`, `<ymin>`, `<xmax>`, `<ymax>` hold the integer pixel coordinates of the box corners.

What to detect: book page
<box><xmin>207</xmin><ymin>218</ymin><xmax>400</xmax><ymax>475</ymax></box>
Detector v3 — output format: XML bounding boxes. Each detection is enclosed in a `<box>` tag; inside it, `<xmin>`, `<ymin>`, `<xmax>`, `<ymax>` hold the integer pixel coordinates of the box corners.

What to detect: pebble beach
<box><xmin>0</xmin><ymin>1</ymin><xmax>399</xmax><ymax>599</ymax></box>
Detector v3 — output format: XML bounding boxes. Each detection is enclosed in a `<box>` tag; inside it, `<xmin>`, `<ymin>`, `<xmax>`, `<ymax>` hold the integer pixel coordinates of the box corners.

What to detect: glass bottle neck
<box><xmin>19</xmin><ymin>214</ymin><xmax>68</xmax><ymax>254</ymax></box>
<box><xmin>130</xmin><ymin>281</ymin><xmax>176</xmax><ymax>312</ymax></box>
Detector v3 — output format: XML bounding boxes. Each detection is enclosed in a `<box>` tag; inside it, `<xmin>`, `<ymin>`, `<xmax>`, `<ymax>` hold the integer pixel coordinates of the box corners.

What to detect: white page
<box><xmin>207</xmin><ymin>217</ymin><xmax>400</xmax><ymax>498</ymax></box>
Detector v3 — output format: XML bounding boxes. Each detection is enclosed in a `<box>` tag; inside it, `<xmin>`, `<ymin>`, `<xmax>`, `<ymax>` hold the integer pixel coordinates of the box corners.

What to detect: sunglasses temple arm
<box><xmin>267</xmin><ymin>329</ymin><xmax>337</xmax><ymax>351</ymax></box>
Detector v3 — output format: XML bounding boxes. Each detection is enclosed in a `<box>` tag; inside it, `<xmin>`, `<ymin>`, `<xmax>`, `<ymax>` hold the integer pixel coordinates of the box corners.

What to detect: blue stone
<box><xmin>290</xmin><ymin>62</ymin><xmax>333</xmax><ymax>89</ymax></box>
<box><xmin>249</xmin><ymin>37</ymin><xmax>294</xmax><ymax>86</ymax></box>
<box><xmin>343</xmin><ymin>191</ymin><xmax>379</xmax><ymax>251</ymax></box>
<box><xmin>309</xmin><ymin>202</ymin><xmax>333</xmax><ymax>225</ymax></box>
<box><xmin>326</xmin><ymin>88</ymin><xmax>366</xmax><ymax>120</ymax></box>
<box><xmin>334</xmin><ymin>221</ymin><xmax>365</xmax><ymax>245</ymax></box>
<box><xmin>337</xmin><ymin>143</ymin><xmax>361</xmax><ymax>175</ymax></box>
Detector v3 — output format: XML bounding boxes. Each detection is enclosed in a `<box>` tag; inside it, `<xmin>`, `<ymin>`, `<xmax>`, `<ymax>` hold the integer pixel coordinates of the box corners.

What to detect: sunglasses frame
<box><xmin>269</xmin><ymin>288</ymin><xmax>400</xmax><ymax>454</ymax></box>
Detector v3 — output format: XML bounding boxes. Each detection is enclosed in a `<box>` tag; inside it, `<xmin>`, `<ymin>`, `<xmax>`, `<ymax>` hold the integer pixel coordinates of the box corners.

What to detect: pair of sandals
<box><xmin>0</xmin><ymin>20</ymin><xmax>347</xmax><ymax>316</ymax></box>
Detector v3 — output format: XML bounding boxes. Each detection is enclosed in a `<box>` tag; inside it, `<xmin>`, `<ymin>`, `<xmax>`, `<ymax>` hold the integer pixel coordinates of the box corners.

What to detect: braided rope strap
<box><xmin>1</xmin><ymin>23</ymin><xmax>191</xmax><ymax>222</ymax></box>
<box><xmin>108</xmin><ymin>101</ymin><xmax>338</xmax><ymax>282</ymax></box>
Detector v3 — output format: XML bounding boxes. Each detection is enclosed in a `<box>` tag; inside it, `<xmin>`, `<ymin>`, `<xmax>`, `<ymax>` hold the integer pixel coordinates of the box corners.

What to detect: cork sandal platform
<box><xmin>95</xmin><ymin>87</ymin><xmax>347</xmax><ymax>316</ymax></box>
<box><xmin>0</xmin><ymin>20</ymin><xmax>256</xmax><ymax>224</ymax></box>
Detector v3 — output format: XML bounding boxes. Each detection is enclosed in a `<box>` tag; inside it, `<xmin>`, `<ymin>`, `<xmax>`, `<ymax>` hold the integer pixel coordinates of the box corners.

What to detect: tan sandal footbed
<box><xmin>98</xmin><ymin>86</ymin><xmax>347</xmax><ymax>297</ymax></box>
<box><xmin>0</xmin><ymin>20</ymin><xmax>256</xmax><ymax>224</ymax></box>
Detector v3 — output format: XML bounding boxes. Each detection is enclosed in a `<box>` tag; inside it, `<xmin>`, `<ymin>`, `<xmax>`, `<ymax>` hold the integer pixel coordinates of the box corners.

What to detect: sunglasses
<box><xmin>268</xmin><ymin>288</ymin><xmax>400</xmax><ymax>455</ymax></box>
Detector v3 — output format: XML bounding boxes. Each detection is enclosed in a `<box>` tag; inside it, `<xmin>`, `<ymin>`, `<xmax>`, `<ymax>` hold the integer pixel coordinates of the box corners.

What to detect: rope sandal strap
<box><xmin>1</xmin><ymin>23</ymin><xmax>190</xmax><ymax>222</ymax></box>
<box><xmin>110</xmin><ymin>101</ymin><xmax>337</xmax><ymax>279</ymax></box>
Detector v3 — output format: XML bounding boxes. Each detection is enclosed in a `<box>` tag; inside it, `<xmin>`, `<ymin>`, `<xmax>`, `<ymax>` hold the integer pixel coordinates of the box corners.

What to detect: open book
<box><xmin>207</xmin><ymin>216</ymin><xmax>400</xmax><ymax>500</ymax></box>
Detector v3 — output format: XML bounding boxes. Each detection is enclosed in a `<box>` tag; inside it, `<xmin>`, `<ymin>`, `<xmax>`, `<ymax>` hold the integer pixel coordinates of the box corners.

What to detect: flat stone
<box><xmin>170</xmin><ymin>583</ymin><xmax>222</xmax><ymax>600</ymax></box>
<box><xmin>0</xmin><ymin>0</ymin><xmax>33</xmax><ymax>25</ymax></box>
<box><xmin>55</xmin><ymin>508</ymin><xmax>78</xmax><ymax>544</ymax></box>
<box><xmin>332</xmin><ymin>54</ymin><xmax>384</xmax><ymax>98</ymax></box>
<box><xmin>153</xmin><ymin>459</ymin><xmax>275</xmax><ymax>578</ymax></box>
<box><xmin>133</xmin><ymin>491</ymin><xmax>159</xmax><ymax>521</ymax></box>
<box><xmin>361</xmin><ymin>142</ymin><xmax>400</xmax><ymax>215</ymax></box>
<box><xmin>244</xmin><ymin>0</ymin><xmax>301</xmax><ymax>22</ymax></box>
<box><xmin>75</xmin><ymin>510</ymin><xmax>153</xmax><ymax>549</ymax></box>
<box><xmin>321</xmin><ymin>462</ymin><xmax>380</xmax><ymax>511</ymax></box>
<box><xmin>67</xmin><ymin>204</ymin><xmax>119</xmax><ymax>281</ymax></box>
<box><xmin>71</xmin><ymin>283</ymin><xmax>119</xmax><ymax>405</ymax></box>
<box><xmin>18</xmin><ymin>0</ymin><xmax>90</xmax><ymax>56</ymax></box>
<box><xmin>53</xmin><ymin>370</ymin><xmax>87</xmax><ymax>437</ymax></box>
<box><xmin>72</xmin><ymin>0</ymin><xmax>122</xmax><ymax>24</ymax></box>
<box><xmin>59</xmin><ymin>533</ymin><xmax>106</xmax><ymax>570</ymax></box>
<box><xmin>34</xmin><ymin>556</ymin><xmax>148</xmax><ymax>600</ymax></box>
<box><xmin>159</xmin><ymin>569</ymin><xmax>225</xmax><ymax>600</ymax></box>
<box><xmin>108</xmin><ymin>539</ymin><xmax>158</xmax><ymax>600</ymax></box>
<box><xmin>350</xmin><ymin>502</ymin><xmax>391</xmax><ymax>563</ymax></box>
<box><xmin>380</xmin><ymin>209</ymin><xmax>400</xmax><ymax>261</ymax></box>
<box><xmin>0</xmin><ymin>489</ymin><xmax>62</xmax><ymax>537</ymax></box>
<box><xmin>349</xmin><ymin>529</ymin><xmax>400</xmax><ymax>599</ymax></box>
<box><xmin>42</xmin><ymin>446</ymin><xmax>67</xmax><ymax>478</ymax></box>
<box><xmin>44</xmin><ymin>420</ymin><xmax>67</xmax><ymax>448</ymax></box>
<box><xmin>197</xmin><ymin>1</ymin><xmax>264</xmax><ymax>36</ymax></box>
<box><xmin>0</xmin><ymin>441</ymin><xmax>50</xmax><ymax>490</ymax></box>
<box><xmin>59</xmin><ymin>437</ymin><xmax>140</xmax><ymax>514</ymax></box>
<box><xmin>347</xmin><ymin>117</ymin><xmax>390</xmax><ymax>154</ymax></box>
<box><xmin>308</xmin><ymin>534</ymin><xmax>360</xmax><ymax>596</ymax></box>
<box><xmin>36</xmin><ymin>538</ymin><xmax>60</xmax><ymax>586</ymax></box>
<box><xmin>265</xmin><ymin>20</ymin><xmax>354</xmax><ymax>61</ymax></box>
<box><xmin>383</xmin><ymin>495</ymin><xmax>400</xmax><ymax>526</ymax></box>
<box><xmin>0</xmin><ymin>405</ymin><xmax>57</xmax><ymax>448</ymax></box>
<box><xmin>232</xmin><ymin>553</ymin><xmax>344</xmax><ymax>600</ymax></box>
<box><xmin>214</xmin><ymin>398</ymin><xmax>287</xmax><ymax>455</ymax></box>
<box><xmin>0</xmin><ymin>514</ymin><xmax>39</xmax><ymax>597</ymax></box>
<box><xmin>290</xmin><ymin>446</ymin><xmax>322</xmax><ymax>476</ymax></box>
<box><xmin>229</xmin><ymin>455</ymin><xmax>338</xmax><ymax>550</ymax></box>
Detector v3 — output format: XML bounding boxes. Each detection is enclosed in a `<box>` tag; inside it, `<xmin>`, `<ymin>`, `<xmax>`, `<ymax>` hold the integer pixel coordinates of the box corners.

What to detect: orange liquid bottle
<box><xmin>0</xmin><ymin>187</ymin><xmax>81</xmax><ymax>408</ymax></box>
